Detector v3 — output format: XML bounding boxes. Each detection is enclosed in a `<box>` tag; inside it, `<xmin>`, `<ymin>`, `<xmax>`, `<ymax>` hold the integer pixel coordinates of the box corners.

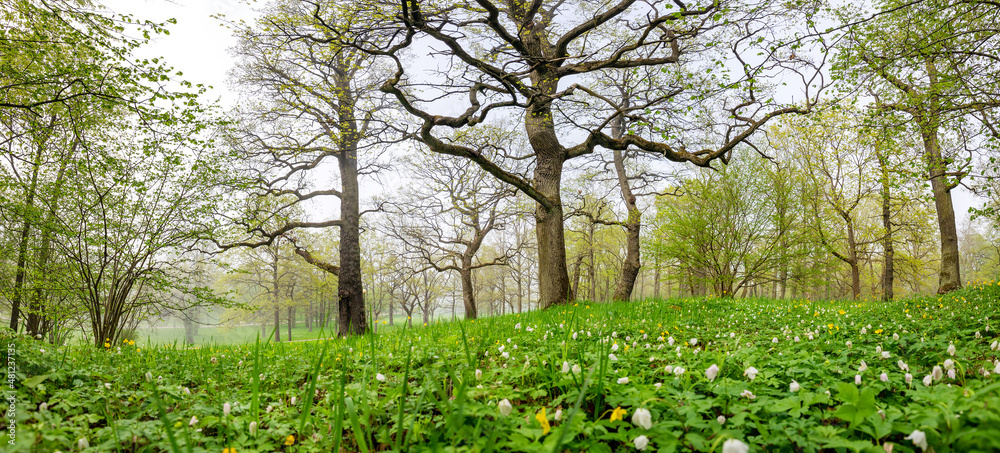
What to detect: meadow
<box><xmin>8</xmin><ymin>282</ymin><xmax>1000</xmax><ymax>453</ymax></box>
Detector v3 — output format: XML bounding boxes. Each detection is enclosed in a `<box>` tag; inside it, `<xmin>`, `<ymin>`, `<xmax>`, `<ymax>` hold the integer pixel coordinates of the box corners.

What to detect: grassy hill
<box><xmin>8</xmin><ymin>281</ymin><xmax>1000</xmax><ymax>452</ymax></box>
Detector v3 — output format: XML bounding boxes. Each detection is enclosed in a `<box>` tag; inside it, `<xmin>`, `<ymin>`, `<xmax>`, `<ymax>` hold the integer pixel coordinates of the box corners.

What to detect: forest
<box><xmin>5</xmin><ymin>1</ymin><xmax>1000</xmax><ymax>452</ymax></box>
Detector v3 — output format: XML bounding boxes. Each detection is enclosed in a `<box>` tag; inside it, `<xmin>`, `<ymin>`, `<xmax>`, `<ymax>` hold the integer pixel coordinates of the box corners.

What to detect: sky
<box><xmin>102</xmin><ymin>0</ymin><xmax>261</xmax><ymax>107</ymax></box>
<box><xmin>99</xmin><ymin>0</ymin><xmax>988</xmax><ymax>229</ymax></box>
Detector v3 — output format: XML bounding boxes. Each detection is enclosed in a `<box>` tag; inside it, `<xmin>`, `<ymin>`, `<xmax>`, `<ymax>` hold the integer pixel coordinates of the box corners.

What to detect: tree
<box><xmin>351</xmin><ymin>0</ymin><xmax>824</xmax><ymax>308</ymax></box>
<box><xmin>652</xmin><ymin>154</ymin><xmax>795</xmax><ymax>297</ymax></box>
<box><xmin>384</xmin><ymin>150</ymin><xmax>521</xmax><ymax>319</ymax></box>
<box><xmin>222</xmin><ymin>0</ymin><xmax>399</xmax><ymax>336</ymax></box>
<box><xmin>836</xmin><ymin>0</ymin><xmax>1000</xmax><ymax>293</ymax></box>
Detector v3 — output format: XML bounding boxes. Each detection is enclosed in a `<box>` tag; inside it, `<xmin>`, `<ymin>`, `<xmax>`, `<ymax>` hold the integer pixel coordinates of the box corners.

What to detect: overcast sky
<box><xmin>103</xmin><ymin>0</ymin><xmax>260</xmax><ymax>107</ymax></box>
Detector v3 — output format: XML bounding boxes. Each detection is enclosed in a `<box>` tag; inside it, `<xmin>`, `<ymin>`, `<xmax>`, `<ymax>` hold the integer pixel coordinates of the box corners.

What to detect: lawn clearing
<box><xmin>8</xmin><ymin>282</ymin><xmax>1000</xmax><ymax>452</ymax></box>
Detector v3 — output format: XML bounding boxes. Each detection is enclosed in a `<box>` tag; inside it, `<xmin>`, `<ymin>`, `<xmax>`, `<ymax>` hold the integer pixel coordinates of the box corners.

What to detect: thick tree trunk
<box><xmin>337</xmin><ymin>134</ymin><xmax>367</xmax><ymax>336</ymax></box>
<box><xmin>920</xmin><ymin>126</ymin><xmax>961</xmax><ymax>293</ymax></box>
<box><xmin>527</xmin><ymin>72</ymin><xmax>572</xmax><ymax>308</ymax></box>
<box><xmin>460</xmin><ymin>266</ymin><xmax>477</xmax><ymax>319</ymax></box>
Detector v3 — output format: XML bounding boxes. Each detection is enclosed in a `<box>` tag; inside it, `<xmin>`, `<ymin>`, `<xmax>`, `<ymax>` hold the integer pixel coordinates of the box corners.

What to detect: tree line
<box><xmin>1</xmin><ymin>0</ymin><xmax>999</xmax><ymax>345</ymax></box>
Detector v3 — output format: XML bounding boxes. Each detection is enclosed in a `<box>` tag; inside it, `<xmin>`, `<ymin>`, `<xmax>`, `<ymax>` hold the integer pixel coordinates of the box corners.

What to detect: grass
<box><xmin>8</xmin><ymin>280</ymin><xmax>1000</xmax><ymax>452</ymax></box>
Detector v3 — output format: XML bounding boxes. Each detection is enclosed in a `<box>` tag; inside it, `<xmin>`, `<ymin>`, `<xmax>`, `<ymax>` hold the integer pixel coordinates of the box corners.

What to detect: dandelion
<box><xmin>632</xmin><ymin>408</ymin><xmax>652</xmax><ymax>430</ymax></box>
<box><xmin>535</xmin><ymin>407</ymin><xmax>551</xmax><ymax>435</ymax></box>
<box><xmin>705</xmin><ymin>364</ymin><xmax>720</xmax><ymax>381</ymax></box>
<box><xmin>618</xmin><ymin>377</ymin><xmax>630</xmax><ymax>384</ymax></box>
<box><xmin>905</xmin><ymin>430</ymin><xmax>928</xmax><ymax>452</ymax></box>
<box><xmin>284</xmin><ymin>435</ymin><xmax>295</xmax><ymax>446</ymax></box>
<box><xmin>790</xmin><ymin>380</ymin><xmax>801</xmax><ymax>392</ymax></box>
<box><xmin>633</xmin><ymin>435</ymin><xmax>650</xmax><ymax>451</ymax></box>
<box><xmin>722</xmin><ymin>438</ymin><xmax>750</xmax><ymax>453</ymax></box>
<box><xmin>610</xmin><ymin>406</ymin><xmax>627</xmax><ymax>421</ymax></box>
<box><xmin>223</xmin><ymin>448</ymin><xmax>236</xmax><ymax>453</ymax></box>
<box><xmin>498</xmin><ymin>399</ymin><xmax>513</xmax><ymax>416</ymax></box>
<box><xmin>744</xmin><ymin>366</ymin><xmax>759</xmax><ymax>380</ymax></box>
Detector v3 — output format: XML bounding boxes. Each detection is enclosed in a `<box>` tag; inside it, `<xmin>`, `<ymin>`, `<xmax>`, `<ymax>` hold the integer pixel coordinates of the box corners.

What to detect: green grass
<box><xmin>8</xmin><ymin>280</ymin><xmax>1000</xmax><ymax>452</ymax></box>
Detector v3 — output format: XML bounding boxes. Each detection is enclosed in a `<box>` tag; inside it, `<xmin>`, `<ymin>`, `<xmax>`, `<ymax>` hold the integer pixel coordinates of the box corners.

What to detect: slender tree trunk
<box><xmin>878</xmin><ymin>149</ymin><xmax>895</xmax><ymax>301</ymax></box>
<box><xmin>27</xmin><ymin>139</ymin><xmax>73</xmax><ymax>337</ymax></box>
<box><xmin>653</xmin><ymin>264</ymin><xmax>661</xmax><ymax>299</ymax></box>
<box><xmin>9</xmin><ymin>143</ymin><xmax>44</xmax><ymax>333</ymax></box>
<box><xmin>847</xmin><ymin>221</ymin><xmax>861</xmax><ymax>299</ymax></box>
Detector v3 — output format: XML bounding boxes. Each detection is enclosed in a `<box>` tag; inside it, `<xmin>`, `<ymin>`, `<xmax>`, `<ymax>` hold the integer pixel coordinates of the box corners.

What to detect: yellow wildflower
<box><xmin>284</xmin><ymin>435</ymin><xmax>295</xmax><ymax>446</ymax></box>
<box><xmin>610</xmin><ymin>406</ymin><xmax>627</xmax><ymax>422</ymax></box>
<box><xmin>535</xmin><ymin>407</ymin><xmax>551</xmax><ymax>435</ymax></box>
<box><xmin>223</xmin><ymin>448</ymin><xmax>237</xmax><ymax>453</ymax></box>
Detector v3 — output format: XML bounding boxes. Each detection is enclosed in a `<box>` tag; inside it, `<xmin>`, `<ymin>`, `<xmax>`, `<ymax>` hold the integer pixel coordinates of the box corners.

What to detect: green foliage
<box><xmin>9</xmin><ymin>282</ymin><xmax>1000</xmax><ymax>452</ymax></box>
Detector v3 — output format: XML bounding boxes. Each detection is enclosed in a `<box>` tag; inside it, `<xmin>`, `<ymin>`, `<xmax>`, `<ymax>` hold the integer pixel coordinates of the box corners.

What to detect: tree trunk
<box><xmin>920</xmin><ymin>124</ymin><xmax>961</xmax><ymax>293</ymax></box>
<box><xmin>274</xmin><ymin>307</ymin><xmax>281</xmax><ymax>342</ymax></box>
<box><xmin>527</xmin><ymin>74</ymin><xmax>573</xmax><ymax>308</ymax></box>
<box><xmin>878</xmin><ymin>149</ymin><xmax>895</xmax><ymax>301</ymax></box>
<box><xmin>460</xmin><ymin>266</ymin><xmax>477</xmax><ymax>319</ymax></box>
<box><xmin>847</xmin><ymin>221</ymin><xmax>861</xmax><ymax>299</ymax></box>
<box><xmin>9</xmin><ymin>143</ymin><xmax>44</xmax><ymax>333</ymax></box>
<box><xmin>337</xmin><ymin>133</ymin><xmax>367</xmax><ymax>336</ymax></box>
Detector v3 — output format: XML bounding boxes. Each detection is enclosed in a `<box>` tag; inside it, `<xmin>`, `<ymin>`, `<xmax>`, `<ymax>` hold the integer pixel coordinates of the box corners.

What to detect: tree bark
<box><xmin>878</xmin><ymin>149</ymin><xmax>895</xmax><ymax>301</ymax></box>
<box><xmin>459</xmin><ymin>266</ymin><xmax>477</xmax><ymax>319</ymax></box>
<box><xmin>9</xmin><ymin>142</ymin><xmax>44</xmax><ymax>333</ymax></box>
<box><xmin>920</xmin><ymin>124</ymin><xmax>961</xmax><ymax>293</ymax></box>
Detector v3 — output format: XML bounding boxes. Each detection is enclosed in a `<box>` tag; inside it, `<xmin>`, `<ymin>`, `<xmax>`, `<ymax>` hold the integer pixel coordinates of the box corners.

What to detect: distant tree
<box><xmin>385</xmin><ymin>150</ymin><xmax>522</xmax><ymax>319</ymax></box>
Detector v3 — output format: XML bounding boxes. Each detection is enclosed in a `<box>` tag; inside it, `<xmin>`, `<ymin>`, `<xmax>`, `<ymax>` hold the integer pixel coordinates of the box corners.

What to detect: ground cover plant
<box><xmin>7</xmin><ymin>281</ymin><xmax>1000</xmax><ymax>452</ymax></box>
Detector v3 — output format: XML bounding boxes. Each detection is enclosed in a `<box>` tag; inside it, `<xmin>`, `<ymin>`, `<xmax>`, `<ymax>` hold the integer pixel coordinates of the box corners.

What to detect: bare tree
<box><xmin>385</xmin><ymin>151</ymin><xmax>523</xmax><ymax>318</ymax></box>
